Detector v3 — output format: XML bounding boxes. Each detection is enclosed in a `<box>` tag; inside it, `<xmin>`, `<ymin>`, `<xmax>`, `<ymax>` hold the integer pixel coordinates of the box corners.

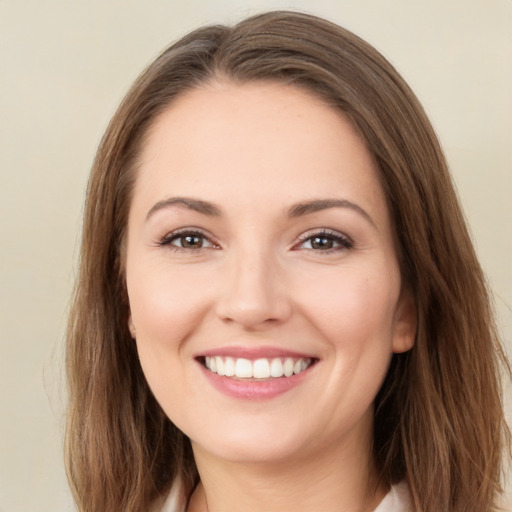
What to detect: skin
<box><xmin>125</xmin><ymin>81</ymin><xmax>416</xmax><ymax>512</ymax></box>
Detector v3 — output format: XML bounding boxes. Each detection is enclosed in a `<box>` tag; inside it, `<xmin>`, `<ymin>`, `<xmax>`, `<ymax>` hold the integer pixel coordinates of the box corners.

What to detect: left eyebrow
<box><xmin>287</xmin><ymin>198</ymin><xmax>376</xmax><ymax>229</ymax></box>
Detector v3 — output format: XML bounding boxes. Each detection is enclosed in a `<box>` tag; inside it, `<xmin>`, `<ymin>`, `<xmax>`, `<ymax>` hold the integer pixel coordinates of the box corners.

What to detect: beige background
<box><xmin>0</xmin><ymin>1</ymin><xmax>510</xmax><ymax>510</ymax></box>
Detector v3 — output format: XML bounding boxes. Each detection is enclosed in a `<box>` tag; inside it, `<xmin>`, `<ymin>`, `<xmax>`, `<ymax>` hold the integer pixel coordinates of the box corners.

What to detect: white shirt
<box><xmin>373</xmin><ymin>481</ymin><xmax>411</xmax><ymax>512</ymax></box>
<box><xmin>160</xmin><ymin>480</ymin><xmax>411</xmax><ymax>512</ymax></box>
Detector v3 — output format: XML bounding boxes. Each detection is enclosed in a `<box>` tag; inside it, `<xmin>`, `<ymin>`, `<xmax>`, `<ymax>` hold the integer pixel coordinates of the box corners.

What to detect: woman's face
<box><xmin>125</xmin><ymin>81</ymin><xmax>415</xmax><ymax>465</ymax></box>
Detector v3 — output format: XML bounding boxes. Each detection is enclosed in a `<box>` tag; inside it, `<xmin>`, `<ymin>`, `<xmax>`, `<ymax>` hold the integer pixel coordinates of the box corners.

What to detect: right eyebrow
<box><xmin>146</xmin><ymin>196</ymin><xmax>222</xmax><ymax>220</ymax></box>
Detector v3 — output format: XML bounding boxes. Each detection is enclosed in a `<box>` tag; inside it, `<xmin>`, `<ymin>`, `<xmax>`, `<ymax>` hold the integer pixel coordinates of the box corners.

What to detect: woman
<box><xmin>65</xmin><ymin>11</ymin><xmax>510</xmax><ymax>512</ymax></box>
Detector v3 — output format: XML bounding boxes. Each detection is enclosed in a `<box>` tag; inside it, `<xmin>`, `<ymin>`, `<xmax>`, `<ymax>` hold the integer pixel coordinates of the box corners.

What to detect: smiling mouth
<box><xmin>199</xmin><ymin>356</ymin><xmax>316</xmax><ymax>380</ymax></box>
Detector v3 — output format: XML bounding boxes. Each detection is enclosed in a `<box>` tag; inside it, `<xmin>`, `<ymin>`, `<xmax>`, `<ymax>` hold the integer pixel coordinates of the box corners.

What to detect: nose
<box><xmin>215</xmin><ymin>248</ymin><xmax>292</xmax><ymax>330</ymax></box>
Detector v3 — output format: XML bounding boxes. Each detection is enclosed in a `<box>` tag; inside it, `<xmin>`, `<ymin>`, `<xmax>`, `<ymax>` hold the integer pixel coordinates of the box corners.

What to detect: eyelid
<box><xmin>155</xmin><ymin>227</ymin><xmax>352</xmax><ymax>252</ymax></box>
<box><xmin>293</xmin><ymin>228</ymin><xmax>353</xmax><ymax>251</ymax></box>
<box><xmin>157</xmin><ymin>227</ymin><xmax>220</xmax><ymax>250</ymax></box>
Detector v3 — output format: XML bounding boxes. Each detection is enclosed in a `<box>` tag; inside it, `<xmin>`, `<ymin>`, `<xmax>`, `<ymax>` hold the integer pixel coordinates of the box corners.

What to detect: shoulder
<box><xmin>373</xmin><ymin>481</ymin><xmax>411</xmax><ymax>512</ymax></box>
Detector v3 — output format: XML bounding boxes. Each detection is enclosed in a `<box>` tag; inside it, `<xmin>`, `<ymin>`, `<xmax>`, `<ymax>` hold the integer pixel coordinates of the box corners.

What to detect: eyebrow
<box><xmin>146</xmin><ymin>197</ymin><xmax>222</xmax><ymax>220</ymax></box>
<box><xmin>146</xmin><ymin>196</ymin><xmax>375</xmax><ymax>228</ymax></box>
<box><xmin>287</xmin><ymin>199</ymin><xmax>376</xmax><ymax>228</ymax></box>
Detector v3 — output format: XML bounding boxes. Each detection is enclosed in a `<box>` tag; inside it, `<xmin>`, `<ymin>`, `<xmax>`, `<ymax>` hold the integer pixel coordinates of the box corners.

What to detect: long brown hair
<box><xmin>66</xmin><ymin>11</ymin><xmax>510</xmax><ymax>512</ymax></box>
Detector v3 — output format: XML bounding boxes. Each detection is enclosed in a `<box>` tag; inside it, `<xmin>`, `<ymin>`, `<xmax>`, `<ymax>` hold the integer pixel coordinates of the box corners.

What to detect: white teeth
<box><xmin>216</xmin><ymin>356</ymin><xmax>225</xmax><ymax>376</ymax></box>
<box><xmin>235</xmin><ymin>358</ymin><xmax>253</xmax><ymax>378</ymax></box>
<box><xmin>270</xmin><ymin>358</ymin><xmax>284</xmax><ymax>377</ymax></box>
<box><xmin>253</xmin><ymin>359</ymin><xmax>271</xmax><ymax>379</ymax></box>
<box><xmin>203</xmin><ymin>356</ymin><xmax>312</xmax><ymax>379</ymax></box>
<box><xmin>224</xmin><ymin>357</ymin><xmax>235</xmax><ymax>377</ymax></box>
<box><xmin>283</xmin><ymin>358</ymin><xmax>294</xmax><ymax>377</ymax></box>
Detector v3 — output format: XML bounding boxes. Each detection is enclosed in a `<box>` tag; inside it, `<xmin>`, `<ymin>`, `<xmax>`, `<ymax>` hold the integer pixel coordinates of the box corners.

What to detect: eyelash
<box><xmin>295</xmin><ymin>229</ymin><xmax>353</xmax><ymax>253</ymax></box>
<box><xmin>157</xmin><ymin>229</ymin><xmax>217</xmax><ymax>251</ymax></box>
<box><xmin>157</xmin><ymin>228</ymin><xmax>353</xmax><ymax>253</ymax></box>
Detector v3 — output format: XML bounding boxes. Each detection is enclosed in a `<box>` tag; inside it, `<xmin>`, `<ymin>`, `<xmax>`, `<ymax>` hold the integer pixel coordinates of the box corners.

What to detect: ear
<box><xmin>392</xmin><ymin>287</ymin><xmax>417</xmax><ymax>354</ymax></box>
<box><xmin>128</xmin><ymin>314</ymin><xmax>136</xmax><ymax>339</ymax></box>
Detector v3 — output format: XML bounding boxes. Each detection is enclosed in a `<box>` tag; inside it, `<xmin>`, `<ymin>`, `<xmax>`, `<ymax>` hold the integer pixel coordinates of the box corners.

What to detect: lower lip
<box><xmin>199</xmin><ymin>364</ymin><xmax>312</xmax><ymax>400</ymax></box>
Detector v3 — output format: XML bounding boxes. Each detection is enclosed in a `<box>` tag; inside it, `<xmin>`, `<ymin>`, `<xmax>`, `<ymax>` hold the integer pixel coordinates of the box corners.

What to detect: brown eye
<box><xmin>310</xmin><ymin>236</ymin><xmax>335</xmax><ymax>250</ymax></box>
<box><xmin>160</xmin><ymin>230</ymin><xmax>215</xmax><ymax>250</ymax></box>
<box><xmin>177</xmin><ymin>234</ymin><xmax>204</xmax><ymax>248</ymax></box>
<box><xmin>298</xmin><ymin>230</ymin><xmax>353</xmax><ymax>252</ymax></box>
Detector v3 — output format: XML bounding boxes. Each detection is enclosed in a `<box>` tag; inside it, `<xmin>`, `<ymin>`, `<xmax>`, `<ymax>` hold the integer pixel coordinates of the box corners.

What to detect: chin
<box><xmin>192</xmin><ymin>435</ymin><xmax>307</xmax><ymax>465</ymax></box>
<box><xmin>187</xmin><ymin>412</ymin><xmax>338</xmax><ymax>467</ymax></box>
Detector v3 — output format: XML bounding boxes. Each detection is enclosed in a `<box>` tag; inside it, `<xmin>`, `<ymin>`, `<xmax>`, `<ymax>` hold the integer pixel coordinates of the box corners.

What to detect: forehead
<box><xmin>133</xmin><ymin>80</ymin><xmax>388</xmax><ymax>223</ymax></box>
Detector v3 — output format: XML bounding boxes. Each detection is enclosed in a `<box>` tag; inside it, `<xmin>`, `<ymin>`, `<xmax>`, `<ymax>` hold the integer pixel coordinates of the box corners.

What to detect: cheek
<box><xmin>127</xmin><ymin>262</ymin><xmax>212</xmax><ymax>346</ymax></box>
<box><xmin>300</xmin><ymin>268</ymin><xmax>400</xmax><ymax>349</ymax></box>
<box><xmin>125</xmin><ymin>263</ymin><xmax>211</xmax><ymax>405</ymax></box>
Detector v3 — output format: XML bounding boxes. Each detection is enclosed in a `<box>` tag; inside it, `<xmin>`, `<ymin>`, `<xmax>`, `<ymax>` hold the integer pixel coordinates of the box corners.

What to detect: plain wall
<box><xmin>0</xmin><ymin>1</ymin><xmax>510</xmax><ymax>510</ymax></box>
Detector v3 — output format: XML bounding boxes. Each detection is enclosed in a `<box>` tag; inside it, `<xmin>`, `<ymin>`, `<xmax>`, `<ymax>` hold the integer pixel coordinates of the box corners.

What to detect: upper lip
<box><xmin>195</xmin><ymin>345</ymin><xmax>317</xmax><ymax>360</ymax></box>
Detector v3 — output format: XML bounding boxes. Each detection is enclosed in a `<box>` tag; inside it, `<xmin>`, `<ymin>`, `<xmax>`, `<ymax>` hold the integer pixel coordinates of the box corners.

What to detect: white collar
<box><xmin>160</xmin><ymin>480</ymin><xmax>411</xmax><ymax>512</ymax></box>
<box><xmin>373</xmin><ymin>481</ymin><xmax>411</xmax><ymax>512</ymax></box>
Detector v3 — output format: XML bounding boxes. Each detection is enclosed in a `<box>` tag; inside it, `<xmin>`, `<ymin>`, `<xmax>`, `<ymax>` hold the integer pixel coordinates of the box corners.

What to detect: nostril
<box><xmin>216</xmin><ymin>296</ymin><xmax>293</xmax><ymax>329</ymax></box>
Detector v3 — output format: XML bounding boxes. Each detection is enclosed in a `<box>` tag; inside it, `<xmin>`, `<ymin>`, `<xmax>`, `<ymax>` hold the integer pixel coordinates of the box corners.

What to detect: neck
<box><xmin>188</xmin><ymin>425</ymin><xmax>386</xmax><ymax>512</ymax></box>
